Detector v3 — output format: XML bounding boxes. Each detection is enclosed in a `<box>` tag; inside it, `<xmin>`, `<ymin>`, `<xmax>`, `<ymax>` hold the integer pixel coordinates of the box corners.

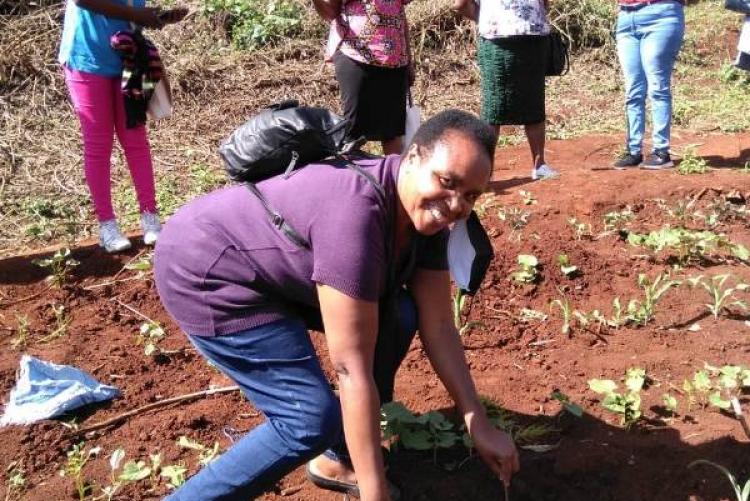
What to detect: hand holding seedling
<box><xmin>469</xmin><ymin>418</ymin><xmax>520</xmax><ymax>488</ymax></box>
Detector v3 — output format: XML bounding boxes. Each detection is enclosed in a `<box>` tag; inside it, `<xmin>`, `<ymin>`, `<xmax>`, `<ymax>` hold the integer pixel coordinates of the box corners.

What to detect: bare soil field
<box><xmin>1</xmin><ymin>132</ymin><xmax>749</xmax><ymax>500</ymax></box>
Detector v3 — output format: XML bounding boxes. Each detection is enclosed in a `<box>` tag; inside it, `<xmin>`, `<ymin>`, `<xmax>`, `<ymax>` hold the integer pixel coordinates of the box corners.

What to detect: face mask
<box><xmin>447</xmin><ymin>210</ymin><xmax>494</xmax><ymax>294</ymax></box>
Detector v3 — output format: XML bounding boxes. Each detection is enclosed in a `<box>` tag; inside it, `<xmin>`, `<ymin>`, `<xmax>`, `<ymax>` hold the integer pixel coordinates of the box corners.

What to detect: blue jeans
<box><xmin>616</xmin><ymin>0</ymin><xmax>685</xmax><ymax>155</ymax></box>
<box><xmin>165</xmin><ymin>292</ymin><xmax>418</xmax><ymax>501</ymax></box>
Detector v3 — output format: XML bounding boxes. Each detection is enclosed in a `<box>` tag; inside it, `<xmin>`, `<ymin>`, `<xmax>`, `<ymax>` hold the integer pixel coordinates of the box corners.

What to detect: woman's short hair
<box><xmin>409</xmin><ymin>109</ymin><xmax>497</xmax><ymax>163</ymax></box>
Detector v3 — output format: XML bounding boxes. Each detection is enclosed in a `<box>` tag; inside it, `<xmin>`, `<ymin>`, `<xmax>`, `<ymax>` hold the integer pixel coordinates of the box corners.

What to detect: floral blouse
<box><xmin>476</xmin><ymin>0</ymin><xmax>550</xmax><ymax>39</ymax></box>
<box><xmin>326</xmin><ymin>0</ymin><xmax>411</xmax><ymax>68</ymax></box>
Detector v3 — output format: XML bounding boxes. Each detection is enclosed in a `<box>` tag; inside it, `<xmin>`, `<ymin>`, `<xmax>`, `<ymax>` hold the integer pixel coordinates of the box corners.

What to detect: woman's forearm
<box><xmin>419</xmin><ymin>325</ymin><xmax>484</xmax><ymax>424</ymax></box>
<box><xmin>339</xmin><ymin>372</ymin><xmax>389</xmax><ymax>500</ymax></box>
<box><xmin>451</xmin><ymin>0</ymin><xmax>478</xmax><ymax>22</ymax></box>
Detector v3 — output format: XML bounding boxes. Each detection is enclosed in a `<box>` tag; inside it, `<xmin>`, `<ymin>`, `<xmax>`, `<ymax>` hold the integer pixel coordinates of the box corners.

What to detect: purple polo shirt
<box><xmin>154</xmin><ymin>155</ymin><xmax>448</xmax><ymax>336</ymax></box>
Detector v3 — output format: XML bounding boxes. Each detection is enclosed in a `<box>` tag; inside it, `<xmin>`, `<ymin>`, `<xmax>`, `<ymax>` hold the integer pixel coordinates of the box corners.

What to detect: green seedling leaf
<box><xmin>663</xmin><ymin>394</ymin><xmax>678</xmax><ymax>413</ymax></box>
<box><xmin>161</xmin><ymin>464</ymin><xmax>187</xmax><ymax>490</ymax></box>
<box><xmin>400</xmin><ymin>429</ymin><xmax>433</xmax><ymax>451</ymax></box>
<box><xmin>109</xmin><ymin>448</ymin><xmax>125</xmax><ymax>472</ymax></box>
<box><xmin>708</xmin><ymin>392</ymin><xmax>732</xmax><ymax>410</ymax></box>
<box><xmin>119</xmin><ymin>460</ymin><xmax>151</xmax><ymax>482</ymax></box>
<box><xmin>625</xmin><ymin>368</ymin><xmax>646</xmax><ymax>393</ymax></box>
<box><xmin>517</xmin><ymin>254</ymin><xmax>538</xmax><ymax>267</ymax></box>
<box><xmin>693</xmin><ymin>370</ymin><xmax>712</xmax><ymax>393</ymax></box>
<box><xmin>550</xmin><ymin>390</ymin><xmax>583</xmax><ymax>417</ymax></box>
<box><xmin>588</xmin><ymin>379</ymin><xmax>618</xmax><ymax>394</ymax></box>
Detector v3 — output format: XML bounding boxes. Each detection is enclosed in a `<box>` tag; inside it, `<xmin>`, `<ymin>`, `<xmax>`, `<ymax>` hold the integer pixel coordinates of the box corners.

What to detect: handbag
<box><xmin>546</xmin><ymin>30</ymin><xmax>570</xmax><ymax>77</ymax></box>
<box><xmin>147</xmin><ymin>74</ymin><xmax>173</xmax><ymax>120</ymax></box>
<box><xmin>126</xmin><ymin>0</ymin><xmax>173</xmax><ymax>120</ymax></box>
<box><xmin>725</xmin><ymin>0</ymin><xmax>750</xmax><ymax>14</ymax></box>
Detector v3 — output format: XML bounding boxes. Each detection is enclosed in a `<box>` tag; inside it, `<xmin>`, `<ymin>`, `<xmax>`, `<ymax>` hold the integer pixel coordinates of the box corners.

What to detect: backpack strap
<box><xmin>245</xmin><ymin>182</ymin><xmax>310</xmax><ymax>249</ymax></box>
<box><xmin>246</xmin><ymin>157</ymin><xmax>388</xmax><ymax>249</ymax></box>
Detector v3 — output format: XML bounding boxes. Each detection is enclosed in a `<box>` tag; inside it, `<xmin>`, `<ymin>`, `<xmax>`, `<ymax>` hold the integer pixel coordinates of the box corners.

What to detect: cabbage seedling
<box><xmin>161</xmin><ymin>463</ymin><xmax>187</xmax><ymax>490</ymax></box>
<box><xmin>33</xmin><ymin>248</ymin><xmax>79</xmax><ymax>288</ymax></box>
<box><xmin>177</xmin><ymin>436</ymin><xmax>220</xmax><ymax>466</ymax></box>
<box><xmin>588</xmin><ymin>368</ymin><xmax>646</xmax><ymax>428</ymax></box>
<box><xmin>511</xmin><ymin>254</ymin><xmax>539</xmax><ymax>283</ymax></box>
<box><xmin>557</xmin><ymin>254</ymin><xmax>578</xmax><ymax>277</ymax></box>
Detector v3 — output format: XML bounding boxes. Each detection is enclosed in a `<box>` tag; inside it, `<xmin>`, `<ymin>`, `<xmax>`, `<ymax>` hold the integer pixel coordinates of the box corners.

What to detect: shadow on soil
<box><xmin>384</xmin><ymin>406</ymin><xmax>750</xmax><ymax>501</ymax></box>
<box><xmin>699</xmin><ymin>147</ymin><xmax>750</xmax><ymax>168</ymax></box>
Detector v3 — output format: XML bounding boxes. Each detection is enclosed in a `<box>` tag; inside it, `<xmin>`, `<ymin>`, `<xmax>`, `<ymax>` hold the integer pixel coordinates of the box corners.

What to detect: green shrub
<box><xmin>203</xmin><ymin>0</ymin><xmax>303</xmax><ymax>50</ymax></box>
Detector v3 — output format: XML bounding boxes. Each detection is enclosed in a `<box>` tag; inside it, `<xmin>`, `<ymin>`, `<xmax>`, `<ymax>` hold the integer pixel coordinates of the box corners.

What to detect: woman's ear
<box><xmin>404</xmin><ymin>142</ymin><xmax>421</xmax><ymax>166</ymax></box>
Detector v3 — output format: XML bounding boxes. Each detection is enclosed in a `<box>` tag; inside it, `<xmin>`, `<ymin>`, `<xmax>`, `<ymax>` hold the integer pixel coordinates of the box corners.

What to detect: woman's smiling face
<box><xmin>398</xmin><ymin>131</ymin><xmax>493</xmax><ymax>235</ymax></box>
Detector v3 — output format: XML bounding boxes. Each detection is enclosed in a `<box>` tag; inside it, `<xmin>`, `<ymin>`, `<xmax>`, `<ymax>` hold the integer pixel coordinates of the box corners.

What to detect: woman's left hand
<box><xmin>470</xmin><ymin>418</ymin><xmax>520</xmax><ymax>487</ymax></box>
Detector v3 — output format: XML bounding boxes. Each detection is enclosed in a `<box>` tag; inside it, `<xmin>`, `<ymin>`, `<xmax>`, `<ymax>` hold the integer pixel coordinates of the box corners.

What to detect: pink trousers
<box><xmin>64</xmin><ymin>66</ymin><xmax>157</xmax><ymax>222</ymax></box>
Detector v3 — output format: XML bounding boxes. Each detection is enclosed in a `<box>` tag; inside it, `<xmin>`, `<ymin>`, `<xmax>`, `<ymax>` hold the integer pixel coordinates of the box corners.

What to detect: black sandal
<box><xmin>305</xmin><ymin>463</ymin><xmax>401</xmax><ymax>500</ymax></box>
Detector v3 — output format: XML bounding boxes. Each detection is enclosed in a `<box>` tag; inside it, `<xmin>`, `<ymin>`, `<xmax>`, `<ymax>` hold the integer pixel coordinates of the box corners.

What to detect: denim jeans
<box><xmin>164</xmin><ymin>291</ymin><xmax>418</xmax><ymax>500</ymax></box>
<box><xmin>616</xmin><ymin>0</ymin><xmax>685</xmax><ymax>155</ymax></box>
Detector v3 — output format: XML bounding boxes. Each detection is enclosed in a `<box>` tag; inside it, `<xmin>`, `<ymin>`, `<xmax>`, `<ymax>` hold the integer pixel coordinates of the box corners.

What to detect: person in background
<box><xmin>313</xmin><ymin>0</ymin><xmax>413</xmax><ymax>155</ymax></box>
<box><xmin>453</xmin><ymin>0</ymin><xmax>559</xmax><ymax>181</ymax></box>
<box><xmin>58</xmin><ymin>0</ymin><xmax>186</xmax><ymax>252</ymax></box>
<box><xmin>612</xmin><ymin>0</ymin><xmax>685</xmax><ymax>170</ymax></box>
<box><xmin>154</xmin><ymin>110</ymin><xmax>520</xmax><ymax>501</ymax></box>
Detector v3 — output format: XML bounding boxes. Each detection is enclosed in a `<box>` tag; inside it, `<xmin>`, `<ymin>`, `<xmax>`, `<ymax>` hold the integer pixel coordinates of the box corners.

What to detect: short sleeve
<box><xmin>309</xmin><ymin>191</ymin><xmax>387</xmax><ymax>302</ymax></box>
<box><xmin>415</xmin><ymin>229</ymin><xmax>449</xmax><ymax>270</ymax></box>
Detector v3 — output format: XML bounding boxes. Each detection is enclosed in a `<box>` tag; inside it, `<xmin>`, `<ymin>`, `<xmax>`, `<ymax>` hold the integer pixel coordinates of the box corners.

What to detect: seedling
<box><xmin>452</xmin><ymin>289</ymin><xmax>483</xmax><ymax>335</ymax></box>
<box><xmin>662</xmin><ymin>393</ymin><xmax>678</xmax><ymax>417</ymax></box>
<box><xmin>160</xmin><ymin>463</ymin><xmax>187</xmax><ymax>490</ymax></box>
<box><xmin>686</xmin><ymin>274</ymin><xmax>749</xmax><ymax>319</ymax></box>
<box><xmin>602</xmin><ymin>207</ymin><xmax>635</xmax><ymax>232</ymax></box>
<box><xmin>99</xmin><ymin>448</ymin><xmax>153</xmax><ymax>501</ymax></box>
<box><xmin>4</xmin><ymin>462</ymin><xmax>25</xmax><ymax>501</ymax></box>
<box><xmin>588</xmin><ymin>368</ymin><xmax>646</xmax><ymax>428</ymax></box>
<box><xmin>609</xmin><ymin>297</ymin><xmax>626</xmax><ymax>329</ymax></box>
<box><xmin>511</xmin><ymin>254</ymin><xmax>539</xmax><ymax>283</ymax></box>
<box><xmin>10</xmin><ymin>315</ymin><xmax>30</xmax><ymax>351</ymax></box>
<box><xmin>677</xmin><ymin>148</ymin><xmax>709</xmax><ymax>175</ymax></box>
<box><xmin>474</xmin><ymin>194</ymin><xmax>500</xmax><ymax>218</ymax></box>
<box><xmin>557</xmin><ymin>254</ymin><xmax>578</xmax><ymax>277</ymax></box>
<box><xmin>519</xmin><ymin>190</ymin><xmax>537</xmax><ymax>205</ymax></box>
<box><xmin>137</xmin><ymin>321</ymin><xmax>167</xmax><ymax>357</ymax></box>
<box><xmin>625</xmin><ymin>273</ymin><xmax>680</xmax><ymax>326</ymax></box>
<box><xmin>497</xmin><ymin>207</ymin><xmax>530</xmax><ymax>239</ymax></box>
<box><xmin>704</xmin><ymin>364</ymin><xmax>750</xmax><ymax>415</ymax></box>
<box><xmin>567</xmin><ymin>217</ymin><xmax>592</xmax><ymax>240</ymax></box>
<box><xmin>550</xmin><ymin>294</ymin><xmax>573</xmax><ymax>337</ymax></box>
<box><xmin>688</xmin><ymin>460</ymin><xmax>750</xmax><ymax>501</ymax></box>
<box><xmin>573</xmin><ymin>309</ymin><xmax>608</xmax><ymax>334</ymax></box>
<box><xmin>628</xmin><ymin>227</ymin><xmax>749</xmax><ymax>264</ymax></box>
<box><xmin>40</xmin><ymin>304</ymin><xmax>70</xmax><ymax>342</ymax></box>
<box><xmin>381</xmin><ymin>402</ymin><xmax>460</xmax><ymax>464</ymax></box>
<box><xmin>177</xmin><ymin>436</ymin><xmax>220</xmax><ymax>466</ymax></box>
<box><xmin>519</xmin><ymin>308</ymin><xmax>547</xmax><ymax>323</ymax></box>
<box><xmin>550</xmin><ymin>390</ymin><xmax>583</xmax><ymax>417</ymax></box>
<box><xmin>33</xmin><ymin>248</ymin><xmax>79</xmax><ymax>288</ymax></box>
<box><xmin>60</xmin><ymin>442</ymin><xmax>101</xmax><ymax>501</ymax></box>
<box><xmin>683</xmin><ymin>369</ymin><xmax>713</xmax><ymax>410</ymax></box>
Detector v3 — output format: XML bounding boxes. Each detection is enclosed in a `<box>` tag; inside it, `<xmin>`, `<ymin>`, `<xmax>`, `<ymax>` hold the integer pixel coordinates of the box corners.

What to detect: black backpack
<box><xmin>218</xmin><ymin>101</ymin><xmax>382</xmax><ymax>248</ymax></box>
<box><xmin>219</xmin><ymin>100</ymin><xmax>360</xmax><ymax>182</ymax></box>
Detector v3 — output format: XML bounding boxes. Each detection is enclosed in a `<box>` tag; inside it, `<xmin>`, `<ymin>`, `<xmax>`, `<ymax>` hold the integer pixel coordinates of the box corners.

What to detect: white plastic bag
<box><xmin>147</xmin><ymin>76</ymin><xmax>173</xmax><ymax>120</ymax></box>
<box><xmin>402</xmin><ymin>93</ymin><xmax>421</xmax><ymax>154</ymax></box>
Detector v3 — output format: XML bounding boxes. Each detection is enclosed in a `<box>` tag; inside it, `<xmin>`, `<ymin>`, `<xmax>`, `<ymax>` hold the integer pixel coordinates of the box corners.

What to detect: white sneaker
<box><xmin>140</xmin><ymin>212</ymin><xmax>161</xmax><ymax>246</ymax></box>
<box><xmin>532</xmin><ymin>164</ymin><xmax>560</xmax><ymax>180</ymax></box>
<box><xmin>99</xmin><ymin>220</ymin><xmax>132</xmax><ymax>253</ymax></box>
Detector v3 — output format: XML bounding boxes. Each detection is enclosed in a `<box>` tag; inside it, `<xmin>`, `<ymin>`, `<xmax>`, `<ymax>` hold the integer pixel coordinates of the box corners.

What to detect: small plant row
<box><xmin>588</xmin><ymin>364</ymin><xmax>750</xmax><ymax>429</ymax></box>
<box><xmin>59</xmin><ymin>436</ymin><xmax>219</xmax><ymax>500</ymax></box>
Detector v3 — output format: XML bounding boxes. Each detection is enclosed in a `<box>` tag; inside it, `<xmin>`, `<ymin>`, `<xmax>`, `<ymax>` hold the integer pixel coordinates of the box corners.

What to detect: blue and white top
<box><xmin>58</xmin><ymin>0</ymin><xmax>145</xmax><ymax>77</ymax></box>
<box><xmin>475</xmin><ymin>0</ymin><xmax>550</xmax><ymax>39</ymax></box>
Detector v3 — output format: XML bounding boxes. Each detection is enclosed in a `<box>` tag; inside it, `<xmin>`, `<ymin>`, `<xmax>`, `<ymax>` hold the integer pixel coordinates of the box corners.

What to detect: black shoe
<box><xmin>642</xmin><ymin>151</ymin><xmax>674</xmax><ymax>170</ymax></box>
<box><xmin>613</xmin><ymin>152</ymin><xmax>643</xmax><ymax>170</ymax></box>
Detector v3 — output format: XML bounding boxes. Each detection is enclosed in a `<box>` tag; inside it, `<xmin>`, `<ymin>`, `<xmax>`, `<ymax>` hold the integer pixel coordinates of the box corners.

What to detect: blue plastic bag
<box><xmin>0</xmin><ymin>355</ymin><xmax>120</xmax><ymax>426</ymax></box>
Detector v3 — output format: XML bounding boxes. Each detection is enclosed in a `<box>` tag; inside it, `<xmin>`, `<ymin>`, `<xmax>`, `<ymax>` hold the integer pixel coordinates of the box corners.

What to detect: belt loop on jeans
<box><xmin>619</xmin><ymin>0</ymin><xmax>670</xmax><ymax>12</ymax></box>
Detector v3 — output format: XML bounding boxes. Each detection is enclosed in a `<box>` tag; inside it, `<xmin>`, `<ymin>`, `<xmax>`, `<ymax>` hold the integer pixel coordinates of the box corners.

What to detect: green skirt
<box><xmin>478</xmin><ymin>35</ymin><xmax>548</xmax><ymax>126</ymax></box>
